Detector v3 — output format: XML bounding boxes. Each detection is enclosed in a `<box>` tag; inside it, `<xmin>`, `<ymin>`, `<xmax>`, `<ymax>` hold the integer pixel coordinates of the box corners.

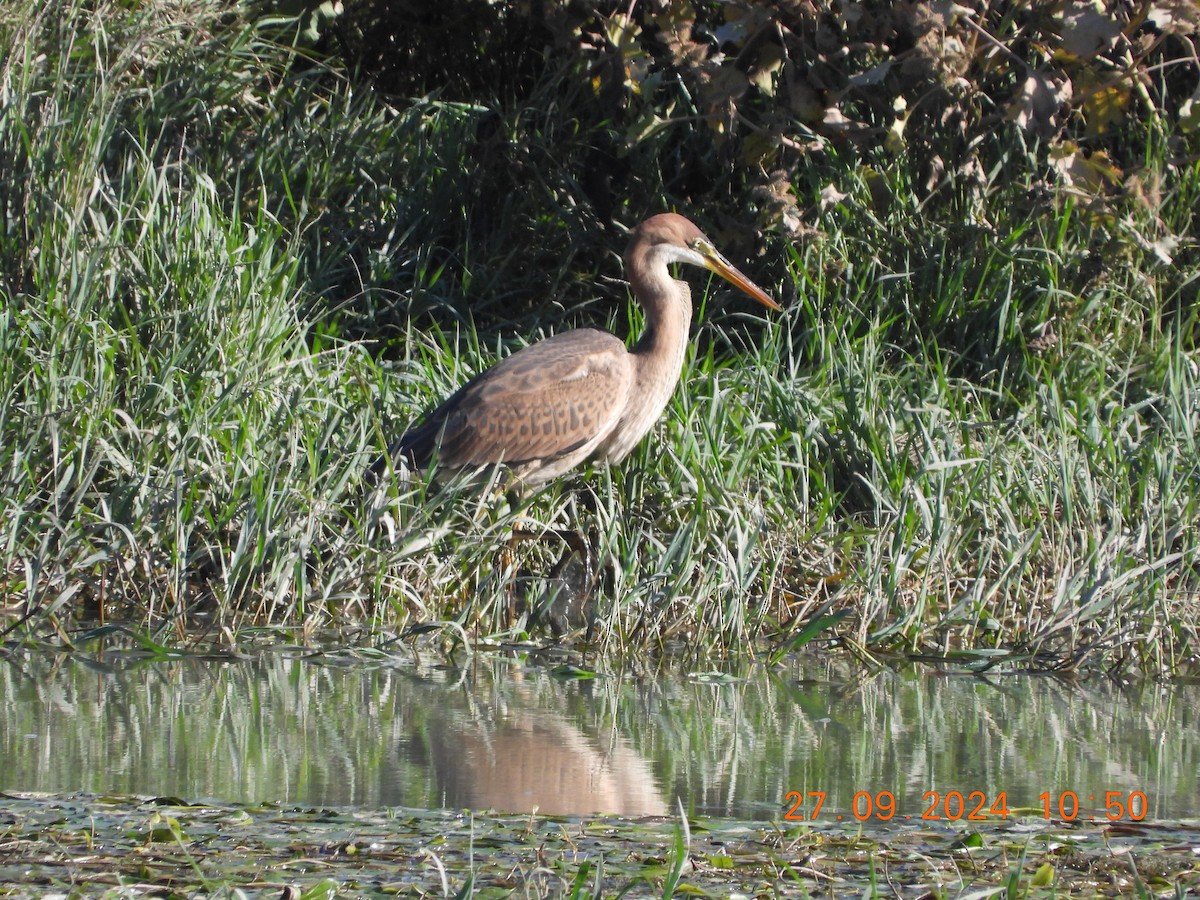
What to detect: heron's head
<box><xmin>628</xmin><ymin>213</ymin><xmax>780</xmax><ymax>310</ymax></box>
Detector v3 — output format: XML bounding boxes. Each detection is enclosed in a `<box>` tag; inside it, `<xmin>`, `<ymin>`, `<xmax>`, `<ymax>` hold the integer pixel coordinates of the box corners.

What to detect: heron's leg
<box><xmin>508</xmin><ymin>525</ymin><xmax>596</xmax><ymax>635</ymax></box>
<box><xmin>546</xmin><ymin>529</ymin><xmax>595</xmax><ymax>594</ymax></box>
<box><xmin>496</xmin><ymin>534</ymin><xmax>523</xmax><ymax>622</ymax></box>
<box><xmin>548</xmin><ymin>528</ymin><xmax>597</xmax><ymax>641</ymax></box>
<box><xmin>511</xmin><ymin>527</ymin><xmax>593</xmax><ymax>589</ymax></box>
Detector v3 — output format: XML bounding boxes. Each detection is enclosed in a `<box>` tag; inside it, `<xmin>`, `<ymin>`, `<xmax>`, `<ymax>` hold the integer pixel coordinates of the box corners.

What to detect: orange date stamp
<box><xmin>783</xmin><ymin>789</ymin><xmax>1149</xmax><ymax>822</ymax></box>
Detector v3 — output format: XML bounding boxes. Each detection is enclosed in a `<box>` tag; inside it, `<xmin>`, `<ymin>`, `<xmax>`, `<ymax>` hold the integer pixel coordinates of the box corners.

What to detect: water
<box><xmin>2</xmin><ymin>650</ymin><xmax>1196</xmax><ymax>822</ymax></box>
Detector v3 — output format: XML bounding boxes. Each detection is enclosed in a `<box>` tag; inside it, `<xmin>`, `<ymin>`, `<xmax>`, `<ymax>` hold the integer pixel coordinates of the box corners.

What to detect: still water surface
<box><xmin>2</xmin><ymin>650</ymin><xmax>1196</xmax><ymax>821</ymax></box>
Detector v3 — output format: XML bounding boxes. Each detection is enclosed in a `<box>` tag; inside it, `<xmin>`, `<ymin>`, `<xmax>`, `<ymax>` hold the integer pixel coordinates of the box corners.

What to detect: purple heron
<box><xmin>370</xmin><ymin>213</ymin><xmax>779</xmax><ymax>486</ymax></box>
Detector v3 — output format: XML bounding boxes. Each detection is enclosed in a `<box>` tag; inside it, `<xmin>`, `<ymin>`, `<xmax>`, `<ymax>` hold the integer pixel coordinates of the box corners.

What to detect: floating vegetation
<box><xmin>1</xmin><ymin>791</ymin><xmax>1197</xmax><ymax>897</ymax></box>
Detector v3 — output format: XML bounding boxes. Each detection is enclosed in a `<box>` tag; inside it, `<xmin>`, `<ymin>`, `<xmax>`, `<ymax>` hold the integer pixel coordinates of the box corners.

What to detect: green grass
<box><xmin>1</xmin><ymin>0</ymin><xmax>1197</xmax><ymax>674</ymax></box>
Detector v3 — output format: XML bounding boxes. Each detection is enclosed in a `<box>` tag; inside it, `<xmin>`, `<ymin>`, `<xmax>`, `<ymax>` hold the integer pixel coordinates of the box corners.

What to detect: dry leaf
<box><xmin>1122</xmin><ymin>218</ymin><xmax>1180</xmax><ymax>265</ymax></box>
<box><xmin>1050</xmin><ymin>142</ymin><xmax>1123</xmax><ymax>196</ymax></box>
<box><xmin>1146</xmin><ymin>0</ymin><xmax>1200</xmax><ymax>34</ymax></box>
<box><xmin>752</xmin><ymin>170</ymin><xmax>803</xmax><ymax>235</ymax></box>
<box><xmin>650</xmin><ymin>1</ymin><xmax>707</xmax><ymax>67</ymax></box>
<box><xmin>819</xmin><ymin>182</ymin><xmax>848</xmax><ymax>211</ymax></box>
<box><xmin>1179</xmin><ymin>82</ymin><xmax>1200</xmax><ymax>132</ymax></box>
<box><xmin>861</xmin><ymin>166</ymin><xmax>892</xmax><ymax>213</ymax></box>
<box><xmin>1056</xmin><ymin>2</ymin><xmax>1123</xmax><ymax>58</ymax></box>
<box><xmin>1083</xmin><ymin>84</ymin><xmax>1131</xmax><ymax>136</ymax></box>
<box><xmin>913</xmin><ymin>1</ymin><xmax>974</xmax><ymax>32</ymax></box>
<box><xmin>1028</xmin><ymin>321</ymin><xmax>1059</xmax><ymax>355</ymax></box>
<box><xmin>1008</xmin><ymin>69</ymin><xmax>1072</xmax><ymax>138</ymax></box>
<box><xmin>848</xmin><ymin>59</ymin><xmax>894</xmax><ymax>89</ymax></box>
<box><xmin>885</xmin><ymin>96</ymin><xmax>908</xmax><ymax>153</ymax></box>
<box><xmin>787</xmin><ymin>67</ymin><xmax>824</xmax><ymax>121</ymax></box>
<box><xmin>820</xmin><ymin>106</ymin><xmax>869</xmax><ymax>137</ymax></box>
<box><xmin>921</xmin><ymin>153</ymin><xmax>946</xmax><ymax>195</ymax></box>
<box><xmin>748</xmin><ymin>43</ymin><xmax>784</xmax><ymax>96</ymax></box>
<box><xmin>700</xmin><ymin>65</ymin><xmax>749</xmax><ymax>133</ymax></box>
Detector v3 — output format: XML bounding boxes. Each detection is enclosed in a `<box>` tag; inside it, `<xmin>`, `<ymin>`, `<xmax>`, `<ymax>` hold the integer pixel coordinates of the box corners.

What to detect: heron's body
<box><xmin>373</xmin><ymin>213</ymin><xmax>777</xmax><ymax>486</ymax></box>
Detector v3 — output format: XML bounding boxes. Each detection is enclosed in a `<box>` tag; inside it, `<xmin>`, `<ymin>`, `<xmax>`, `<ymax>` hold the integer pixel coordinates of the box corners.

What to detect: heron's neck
<box><xmin>633</xmin><ymin>275</ymin><xmax>691</xmax><ymax>360</ymax></box>
<box><xmin>629</xmin><ymin>240</ymin><xmax>694</xmax><ymax>355</ymax></box>
<box><xmin>594</xmin><ymin>250</ymin><xmax>696</xmax><ymax>464</ymax></box>
<box><xmin>630</xmin><ymin>275</ymin><xmax>692</xmax><ymax>416</ymax></box>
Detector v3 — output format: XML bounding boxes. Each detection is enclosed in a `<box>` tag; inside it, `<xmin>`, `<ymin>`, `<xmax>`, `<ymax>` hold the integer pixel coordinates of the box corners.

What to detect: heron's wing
<box><xmin>393</xmin><ymin>329</ymin><xmax>633</xmax><ymax>471</ymax></box>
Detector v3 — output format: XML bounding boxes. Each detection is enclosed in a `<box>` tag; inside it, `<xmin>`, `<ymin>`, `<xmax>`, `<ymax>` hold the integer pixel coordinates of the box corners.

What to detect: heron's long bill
<box><xmin>701</xmin><ymin>246</ymin><xmax>781</xmax><ymax>310</ymax></box>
